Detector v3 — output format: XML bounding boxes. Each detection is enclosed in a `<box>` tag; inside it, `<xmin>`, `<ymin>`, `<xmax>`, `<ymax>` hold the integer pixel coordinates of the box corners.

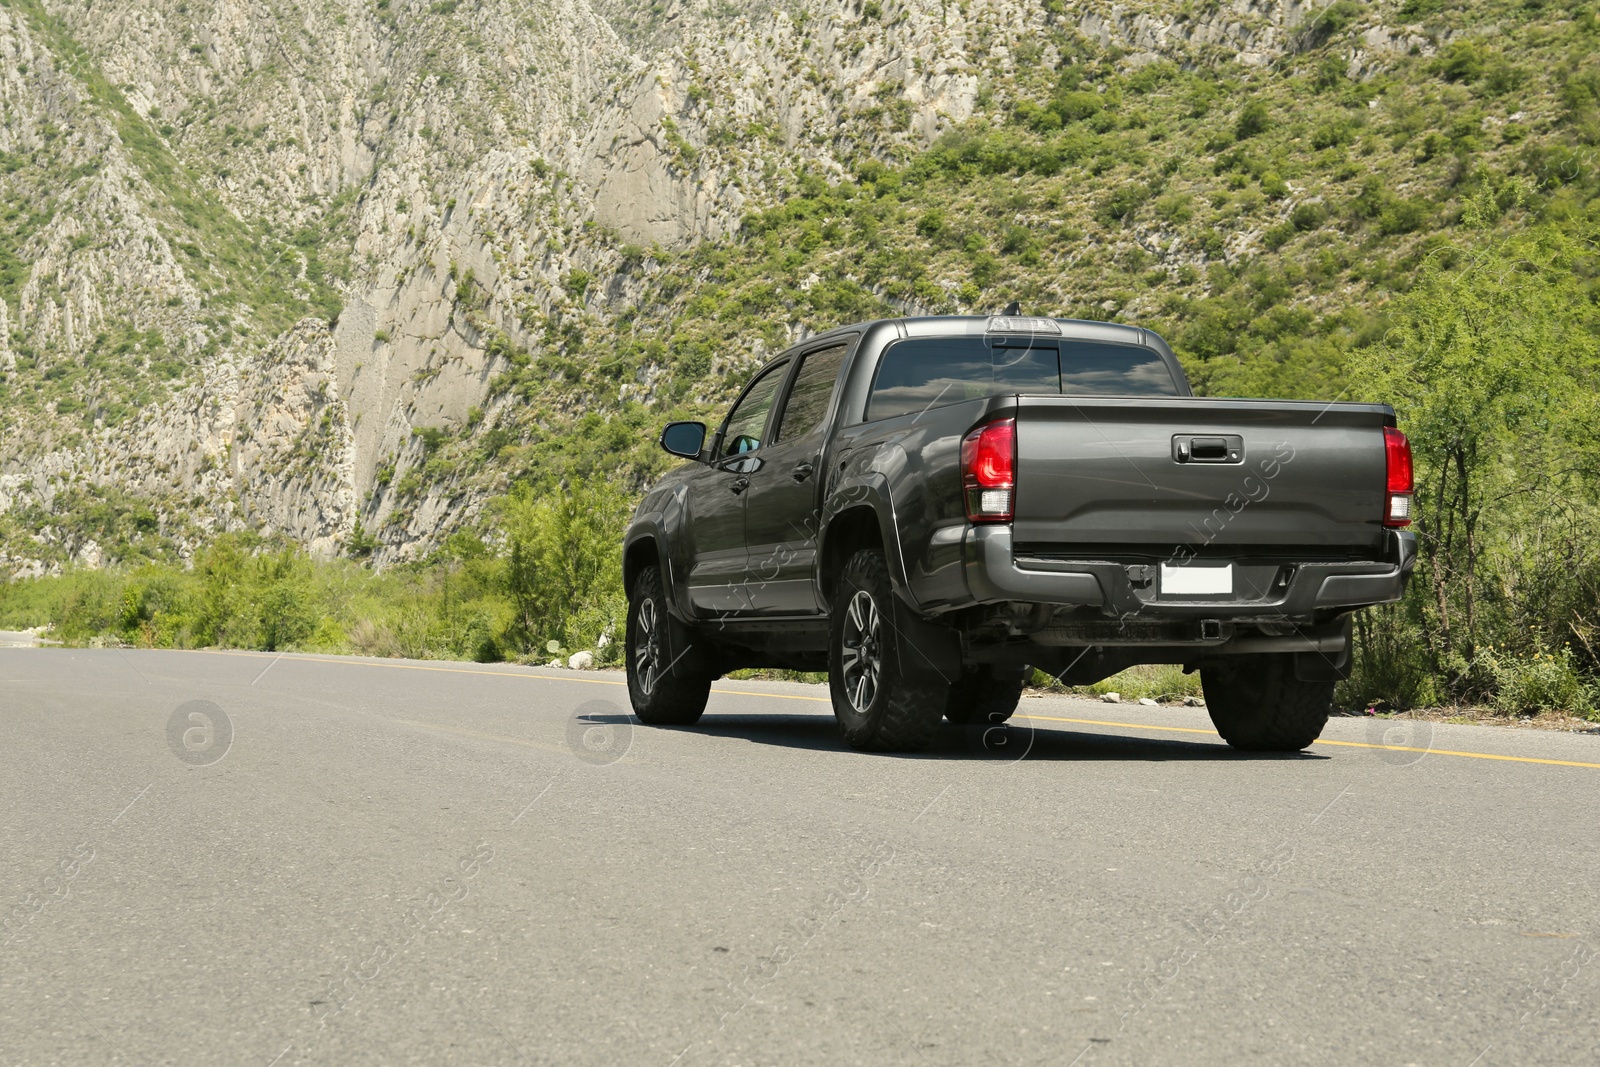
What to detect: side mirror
<box><xmin>660</xmin><ymin>421</ymin><xmax>707</xmax><ymax>459</ymax></box>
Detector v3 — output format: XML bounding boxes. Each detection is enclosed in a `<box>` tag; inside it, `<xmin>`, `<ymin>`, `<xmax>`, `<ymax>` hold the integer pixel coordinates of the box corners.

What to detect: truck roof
<box><xmin>791</xmin><ymin>315</ymin><xmax>1171</xmax><ymax>357</ymax></box>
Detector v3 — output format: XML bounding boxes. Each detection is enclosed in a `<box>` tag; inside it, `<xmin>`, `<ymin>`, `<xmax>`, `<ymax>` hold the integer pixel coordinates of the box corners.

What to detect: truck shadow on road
<box><xmin>611</xmin><ymin>712</ymin><xmax>1329</xmax><ymax>761</ymax></box>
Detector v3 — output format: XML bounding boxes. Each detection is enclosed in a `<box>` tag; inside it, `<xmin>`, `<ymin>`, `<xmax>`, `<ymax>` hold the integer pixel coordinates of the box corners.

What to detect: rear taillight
<box><xmin>1383</xmin><ymin>427</ymin><xmax>1413</xmax><ymax>528</ymax></box>
<box><xmin>962</xmin><ymin>418</ymin><xmax>1015</xmax><ymax>523</ymax></box>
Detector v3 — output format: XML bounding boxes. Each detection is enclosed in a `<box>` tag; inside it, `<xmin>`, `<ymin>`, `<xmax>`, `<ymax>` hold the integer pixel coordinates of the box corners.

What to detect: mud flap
<box><xmin>1294</xmin><ymin>616</ymin><xmax>1353</xmax><ymax>681</ymax></box>
<box><xmin>890</xmin><ymin>594</ymin><xmax>964</xmax><ymax>686</ymax></box>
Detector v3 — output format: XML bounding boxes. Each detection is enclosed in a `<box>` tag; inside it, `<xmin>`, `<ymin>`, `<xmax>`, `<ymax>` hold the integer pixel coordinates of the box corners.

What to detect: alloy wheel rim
<box><xmin>635</xmin><ymin>597</ymin><xmax>660</xmax><ymax>696</ymax></box>
<box><xmin>840</xmin><ymin>589</ymin><xmax>882</xmax><ymax>713</ymax></box>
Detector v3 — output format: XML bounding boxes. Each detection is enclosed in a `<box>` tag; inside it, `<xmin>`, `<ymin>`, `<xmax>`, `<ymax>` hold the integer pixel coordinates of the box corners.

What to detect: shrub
<box><xmin>1154</xmin><ymin>192</ymin><xmax>1194</xmax><ymax>224</ymax></box>
<box><xmin>1479</xmin><ymin>646</ymin><xmax>1596</xmax><ymax>717</ymax></box>
<box><xmin>1339</xmin><ymin>606</ymin><xmax>1439</xmax><ymax>709</ymax></box>
<box><xmin>1378</xmin><ymin>197</ymin><xmax>1429</xmax><ymax>234</ymax></box>
<box><xmin>1263</xmin><ymin>222</ymin><xmax>1297</xmax><ymax>250</ymax></box>
<box><xmin>1235</xmin><ymin>100</ymin><xmax>1271</xmax><ymax>140</ymax></box>
<box><xmin>1432</xmin><ymin>41</ymin><xmax>1487</xmax><ymax>84</ymax></box>
<box><xmin>1306</xmin><ymin>0</ymin><xmax>1364</xmax><ymax>37</ymax></box>
<box><xmin>500</xmin><ymin>481</ymin><xmax>630</xmax><ymax>655</ymax></box>
<box><xmin>1291</xmin><ymin>201</ymin><xmax>1329</xmax><ymax>230</ymax></box>
<box><xmin>1311</xmin><ymin>117</ymin><xmax>1357</xmax><ymax>149</ymax></box>
<box><xmin>1099</xmin><ymin>182</ymin><xmax>1150</xmax><ymax>222</ymax></box>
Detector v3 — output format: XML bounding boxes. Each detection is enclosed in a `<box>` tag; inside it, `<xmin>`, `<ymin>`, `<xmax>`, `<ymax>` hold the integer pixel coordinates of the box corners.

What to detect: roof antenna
<box><xmin>1001</xmin><ymin>301</ymin><xmax>1021</xmax><ymax>316</ymax></box>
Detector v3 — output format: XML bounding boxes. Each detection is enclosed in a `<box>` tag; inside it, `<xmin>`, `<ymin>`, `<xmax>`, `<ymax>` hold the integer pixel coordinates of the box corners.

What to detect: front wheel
<box><xmin>828</xmin><ymin>549</ymin><xmax>950</xmax><ymax>752</ymax></box>
<box><xmin>1200</xmin><ymin>653</ymin><xmax>1331</xmax><ymax>752</ymax></box>
<box><xmin>626</xmin><ymin>565</ymin><xmax>713</xmax><ymax>726</ymax></box>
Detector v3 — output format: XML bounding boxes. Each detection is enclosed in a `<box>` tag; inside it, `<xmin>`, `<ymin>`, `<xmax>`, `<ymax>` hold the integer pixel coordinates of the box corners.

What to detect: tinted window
<box><xmin>866</xmin><ymin>336</ymin><xmax>1178</xmax><ymax>421</ymax></box>
<box><xmin>867</xmin><ymin>338</ymin><xmax>1059</xmax><ymax>422</ymax></box>
<box><xmin>773</xmin><ymin>344</ymin><xmax>847</xmax><ymax>443</ymax></box>
<box><xmin>719</xmin><ymin>361</ymin><xmax>788</xmax><ymax>456</ymax></box>
<box><xmin>1060</xmin><ymin>341</ymin><xmax>1180</xmax><ymax>396</ymax></box>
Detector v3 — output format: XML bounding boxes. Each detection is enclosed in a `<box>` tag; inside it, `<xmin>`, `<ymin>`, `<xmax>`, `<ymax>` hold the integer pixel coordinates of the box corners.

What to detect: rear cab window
<box><xmin>866</xmin><ymin>335</ymin><xmax>1180</xmax><ymax>422</ymax></box>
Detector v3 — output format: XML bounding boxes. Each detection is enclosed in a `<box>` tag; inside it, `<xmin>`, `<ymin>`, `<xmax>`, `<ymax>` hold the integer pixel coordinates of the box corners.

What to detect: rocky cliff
<box><xmin>0</xmin><ymin>0</ymin><xmax>1504</xmax><ymax>571</ymax></box>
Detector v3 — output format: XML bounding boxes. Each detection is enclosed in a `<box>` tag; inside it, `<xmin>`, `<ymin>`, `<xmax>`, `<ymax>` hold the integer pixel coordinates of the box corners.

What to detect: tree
<box><xmin>498</xmin><ymin>481</ymin><xmax>630</xmax><ymax>654</ymax></box>
<box><xmin>1348</xmin><ymin>201</ymin><xmax>1600</xmax><ymax>694</ymax></box>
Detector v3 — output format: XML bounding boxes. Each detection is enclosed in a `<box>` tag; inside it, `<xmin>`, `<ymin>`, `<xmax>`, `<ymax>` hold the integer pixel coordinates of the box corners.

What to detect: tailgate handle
<box><xmin>1173</xmin><ymin>435</ymin><xmax>1243</xmax><ymax>464</ymax></box>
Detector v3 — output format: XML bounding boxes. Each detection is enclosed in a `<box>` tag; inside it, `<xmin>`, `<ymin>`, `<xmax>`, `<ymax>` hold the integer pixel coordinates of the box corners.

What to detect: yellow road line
<box><xmin>1313</xmin><ymin>737</ymin><xmax>1600</xmax><ymax>769</ymax></box>
<box><xmin>1016</xmin><ymin>713</ymin><xmax>1600</xmax><ymax>770</ymax></box>
<box><xmin>1019</xmin><ymin>712</ymin><xmax>1218</xmax><ymax>736</ymax></box>
<box><xmin>195</xmin><ymin>648</ymin><xmax>629</xmax><ymax>687</ymax></box>
<box><xmin>717</xmin><ymin>688</ymin><xmax>831</xmax><ymax>703</ymax></box>
<box><xmin>187</xmin><ymin>649</ymin><xmax>1600</xmax><ymax>770</ymax></box>
<box><xmin>191</xmin><ymin>648</ymin><xmax>830</xmax><ymax>701</ymax></box>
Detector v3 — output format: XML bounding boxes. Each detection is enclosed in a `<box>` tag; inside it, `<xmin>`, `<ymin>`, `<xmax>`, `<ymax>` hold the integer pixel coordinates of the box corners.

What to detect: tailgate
<box><xmin>1012</xmin><ymin>396</ymin><xmax>1392</xmax><ymax>555</ymax></box>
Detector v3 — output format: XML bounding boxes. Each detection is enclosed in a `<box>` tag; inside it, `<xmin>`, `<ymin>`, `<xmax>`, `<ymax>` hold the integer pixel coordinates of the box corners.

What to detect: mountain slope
<box><xmin>1</xmin><ymin>0</ymin><xmax>1597</xmax><ymax>574</ymax></box>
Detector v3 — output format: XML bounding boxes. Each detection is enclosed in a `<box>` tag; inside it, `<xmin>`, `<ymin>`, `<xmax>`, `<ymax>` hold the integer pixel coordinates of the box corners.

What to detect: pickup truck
<box><xmin>622</xmin><ymin>314</ymin><xmax>1416</xmax><ymax>753</ymax></box>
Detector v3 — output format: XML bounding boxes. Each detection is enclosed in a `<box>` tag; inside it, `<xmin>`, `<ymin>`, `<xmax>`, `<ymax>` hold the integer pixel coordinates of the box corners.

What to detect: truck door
<box><xmin>740</xmin><ymin>343</ymin><xmax>849</xmax><ymax>616</ymax></box>
<box><xmin>683</xmin><ymin>359</ymin><xmax>789</xmax><ymax>614</ymax></box>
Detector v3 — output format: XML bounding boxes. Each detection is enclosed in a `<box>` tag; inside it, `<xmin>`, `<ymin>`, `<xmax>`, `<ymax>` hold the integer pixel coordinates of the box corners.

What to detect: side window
<box><xmin>719</xmin><ymin>361</ymin><xmax>789</xmax><ymax>457</ymax></box>
<box><xmin>772</xmin><ymin>344</ymin><xmax>848</xmax><ymax>444</ymax></box>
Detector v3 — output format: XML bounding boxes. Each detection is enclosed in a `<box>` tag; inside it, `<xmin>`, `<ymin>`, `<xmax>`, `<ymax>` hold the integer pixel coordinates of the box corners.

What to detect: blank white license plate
<box><xmin>1161</xmin><ymin>563</ymin><xmax>1233</xmax><ymax>596</ymax></box>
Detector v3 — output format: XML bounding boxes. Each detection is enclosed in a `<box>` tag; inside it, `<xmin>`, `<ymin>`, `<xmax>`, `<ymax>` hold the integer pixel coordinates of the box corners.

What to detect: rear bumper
<box><xmin>960</xmin><ymin>525</ymin><xmax>1416</xmax><ymax>619</ymax></box>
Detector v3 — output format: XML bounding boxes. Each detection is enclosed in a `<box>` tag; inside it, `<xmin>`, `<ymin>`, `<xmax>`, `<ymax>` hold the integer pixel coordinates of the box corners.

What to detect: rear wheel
<box><xmin>944</xmin><ymin>666</ymin><xmax>1025</xmax><ymax>725</ymax></box>
<box><xmin>1200</xmin><ymin>653</ymin><xmax>1331</xmax><ymax>752</ymax></box>
<box><xmin>828</xmin><ymin>549</ymin><xmax>950</xmax><ymax>752</ymax></box>
<box><xmin>626</xmin><ymin>565</ymin><xmax>713</xmax><ymax>726</ymax></box>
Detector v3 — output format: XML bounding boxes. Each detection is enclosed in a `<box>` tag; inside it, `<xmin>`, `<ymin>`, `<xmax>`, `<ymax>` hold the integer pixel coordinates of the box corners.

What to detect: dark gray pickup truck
<box><xmin>622</xmin><ymin>315</ymin><xmax>1416</xmax><ymax>753</ymax></box>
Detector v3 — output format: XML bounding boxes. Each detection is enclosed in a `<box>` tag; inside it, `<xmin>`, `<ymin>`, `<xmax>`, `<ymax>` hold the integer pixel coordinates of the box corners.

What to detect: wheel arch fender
<box><xmin>817</xmin><ymin>476</ymin><xmax>913</xmax><ymax>610</ymax></box>
<box><xmin>624</xmin><ymin>492</ymin><xmax>694</xmax><ymax>621</ymax></box>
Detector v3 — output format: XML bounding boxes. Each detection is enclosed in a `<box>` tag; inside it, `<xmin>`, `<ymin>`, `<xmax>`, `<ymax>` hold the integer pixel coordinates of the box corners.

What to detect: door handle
<box><xmin>1171</xmin><ymin>434</ymin><xmax>1243</xmax><ymax>464</ymax></box>
<box><xmin>730</xmin><ymin>476</ymin><xmax>750</xmax><ymax>495</ymax></box>
<box><xmin>791</xmin><ymin>462</ymin><xmax>814</xmax><ymax>483</ymax></box>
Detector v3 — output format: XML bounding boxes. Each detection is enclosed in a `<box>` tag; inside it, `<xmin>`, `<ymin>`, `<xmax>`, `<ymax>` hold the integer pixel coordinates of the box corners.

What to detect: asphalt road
<box><xmin>2</xmin><ymin>649</ymin><xmax>1597</xmax><ymax>1066</ymax></box>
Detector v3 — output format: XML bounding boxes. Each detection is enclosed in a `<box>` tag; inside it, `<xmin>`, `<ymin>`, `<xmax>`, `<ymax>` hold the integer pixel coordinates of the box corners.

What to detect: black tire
<box><xmin>943</xmin><ymin>666</ymin><xmax>1025</xmax><ymax>725</ymax></box>
<box><xmin>1200</xmin><ymin>653</ymin><xmax>1332</xmax><ymax>752</ymax></box>
<box><xmin>828</xmin><ymin>549</ymin><xmax>950</xmax><ymax>752</ymax></box>
<box><xmin>625</xmin><ymin>565</ymin><xmax>713</xmax><ymax>726</ymax></box>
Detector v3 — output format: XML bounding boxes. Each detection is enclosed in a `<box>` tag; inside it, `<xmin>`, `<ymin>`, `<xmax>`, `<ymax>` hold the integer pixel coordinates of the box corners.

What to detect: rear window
<box><xmin>866</xmin><ymin>336</ymin><xmax>1179</xmax><ymax>422</ymax></box>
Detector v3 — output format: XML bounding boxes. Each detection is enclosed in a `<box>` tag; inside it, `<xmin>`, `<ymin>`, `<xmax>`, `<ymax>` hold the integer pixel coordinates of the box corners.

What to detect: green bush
<box><xmin>1378</xmin><ymin>197</ymin><xmax>1429</xmax><ymax>234</ymax></box>
<box><xmin>1479</xmin><ymin>646</ymin><xmax>1596</xmax><ymax>717</ymax></box>
<box><xmin>1235</xmin><ymin>100</ymin><xmax>1271</xmax><ymax>140</ymax></box>
<box><xmin>499</xmin><ymin>481</ymin><xmax>630</xmax><ymax>658</ymax></box>
<box><xmin>1338</xmin><ymin>605</ymin><xmax>1439</xmax><ymax>710</ymax></box>
<box><xmin>1099</xmin><ymin>182</ymin><xmax>1150</xmax><ymax>222</ymax></box>
<box><xmin>1290</xmin><ymin>201</ymin><xmax>1329</xmax><ymax>230</ymax></box>
<box><xmin>1305</xmin><ymin>0</ymin><xmax>1365</xmax><ymax>37</ymax></box>
<box><xmin>1432</xmin><ymin>42</ymin><xmax>1488</xmax><ymax>83</ymax></box>
<box><xmin>0</xmin><ymin>481</ymin><xmax>633</xmax><ymax>665</ymax></box>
